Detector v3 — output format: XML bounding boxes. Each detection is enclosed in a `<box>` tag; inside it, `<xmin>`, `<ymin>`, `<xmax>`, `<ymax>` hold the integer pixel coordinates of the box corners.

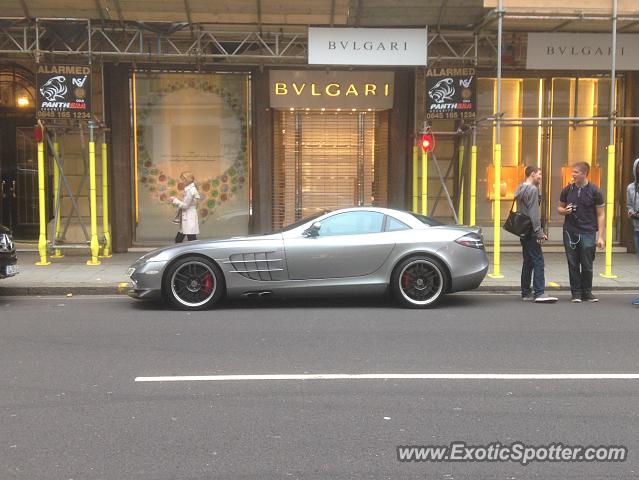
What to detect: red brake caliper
<box><xmin>401</xmin><ymin>270</ymin><xmax>411</xmax><ymax>290</ymax></box>
<box><xmin>202</xmin><ymin>273</ymin><xmax>214</xmax><ymax>294</ymax></box>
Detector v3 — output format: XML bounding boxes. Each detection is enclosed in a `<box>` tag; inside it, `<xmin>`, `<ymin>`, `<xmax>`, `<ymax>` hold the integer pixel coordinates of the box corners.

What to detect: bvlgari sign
<box><xmin>308</xmin><ymin>27</ymin><xmax>427</xmax><ymax>66</ymax></box>
<box><xmin>270</xmin><ymin>70</ymin><xmax>394</xmax><ymax>109</ymax></box>
<box><xmin>527</xmin><ymin>33</ymin><xmax>639</xmax><ymax>71</ymax></box>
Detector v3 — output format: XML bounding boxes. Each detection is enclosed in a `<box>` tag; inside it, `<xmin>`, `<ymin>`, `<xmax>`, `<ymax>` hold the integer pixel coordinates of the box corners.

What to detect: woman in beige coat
<box><xmin>170</xmin><ymin>171</ymin><xmax>201</xmax><ymax>243</ymax></box>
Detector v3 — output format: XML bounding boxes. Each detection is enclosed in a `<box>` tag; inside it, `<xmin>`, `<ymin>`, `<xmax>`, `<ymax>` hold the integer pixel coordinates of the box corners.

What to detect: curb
<box><xmin>0</xmin><ymin>286</ymin><xmax>129</xmax><ymax>296</ymax></box>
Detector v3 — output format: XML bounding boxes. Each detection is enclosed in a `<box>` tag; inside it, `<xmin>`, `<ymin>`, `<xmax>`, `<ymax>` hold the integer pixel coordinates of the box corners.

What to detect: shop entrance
<box><xmin>272</xmin><ymin>109</ymin><xmax>389</xmax><ymax>230</ymax></box>
<box><xmin>475</xmin><ymin>76</ymin><xmax>620</xmax><ymax>241</ymax></box>
<box><xmin>0</xmin><ymin>113</ymin><xmax>39</xmax><ymax>238</ymax></box>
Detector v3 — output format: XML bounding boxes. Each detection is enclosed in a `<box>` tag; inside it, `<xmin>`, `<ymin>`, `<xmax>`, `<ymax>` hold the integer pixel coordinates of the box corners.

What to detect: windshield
<box><xmin>272</xmin><ymin>211</ymin><xmax>331</xmax><ymax>233</ymax></box>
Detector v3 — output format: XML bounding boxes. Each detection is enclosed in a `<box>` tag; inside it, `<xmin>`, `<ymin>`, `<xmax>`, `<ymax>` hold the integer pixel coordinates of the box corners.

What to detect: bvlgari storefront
<box><xmin>422</xmin><ymin>32</ymin><xmax>637</xmax><ymax>244</ymax></box>
<box><xmin>266</xmin><ymin>69</ymin><xmax>413</xmax><ymax>231</ymax></box>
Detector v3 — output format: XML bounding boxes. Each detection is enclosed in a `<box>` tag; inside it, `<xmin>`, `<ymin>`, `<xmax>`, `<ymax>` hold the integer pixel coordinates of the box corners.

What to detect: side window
<box><xmin>386</xmin><ymin>216</ymin><xmax>410</xmax><ymax>232</ymax></box>
<box><xmin>319</xmin><ymin>211</ymin><xmax>384</xmax><ymax>236</ymax></box>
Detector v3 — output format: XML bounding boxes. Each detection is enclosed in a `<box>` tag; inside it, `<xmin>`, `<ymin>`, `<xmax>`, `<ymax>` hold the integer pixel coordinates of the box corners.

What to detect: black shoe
<box><xmin>582</xmin><ymin>293</ymin><xmax>599</xmax><ymax>302</ymax></box>
<box><xmin>571</xmin><ymin>294</ymin><xmax>582</xmax><ymax>303</ymax></box>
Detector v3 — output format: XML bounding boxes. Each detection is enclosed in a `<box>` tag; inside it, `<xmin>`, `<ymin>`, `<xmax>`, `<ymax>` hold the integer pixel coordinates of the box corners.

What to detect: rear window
<box><xmin>408</xmin><ymin>212</ymin><xmax>444</xmax><ymax>226</ymax></box>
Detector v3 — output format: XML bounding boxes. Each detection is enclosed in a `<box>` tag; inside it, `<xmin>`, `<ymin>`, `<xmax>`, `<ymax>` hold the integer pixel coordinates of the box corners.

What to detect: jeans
<box><xmin>563</xmin><ymin>230</ymin><xmax>596</xmax><ymax>297</ymax></box>
<box><xmin>520</xmin><ymin>234</ymin><xmax>545</xmax><ymax>298</ymax></box>
<box><xmin>175</xmin><ymin>232</ymin><xmax>197</xmax><ymax>243</ymax></box>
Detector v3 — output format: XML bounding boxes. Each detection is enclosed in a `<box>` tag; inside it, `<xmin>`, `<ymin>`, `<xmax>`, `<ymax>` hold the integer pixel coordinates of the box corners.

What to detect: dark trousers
<box><xmin>563</xmin><ymin>230</ymin><xmax>596</xmax><ymax>296</ymax></box>
<box><xmin>520</xmin><ymin>234</ymin><xmax>545</xmax><ymax>297</ymax></box>
<box><xmin>175</xmin><ymin>232</ymin><xmax>197</xmax><ymax>243</ymax></box>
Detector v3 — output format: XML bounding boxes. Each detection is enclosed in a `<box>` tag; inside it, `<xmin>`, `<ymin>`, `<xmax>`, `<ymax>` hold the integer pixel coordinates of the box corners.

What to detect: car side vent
<box><xmin>227</xmin><ymin>252</ymin><xmax>285</xmax><ymax>281</ymax></box>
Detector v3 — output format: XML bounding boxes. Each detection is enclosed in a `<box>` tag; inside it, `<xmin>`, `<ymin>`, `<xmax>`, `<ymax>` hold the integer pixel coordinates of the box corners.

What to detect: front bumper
<box><xmin>127</xmin><ymin>259</ymin><xmax>167</xmax><ymax>300</ymax></box>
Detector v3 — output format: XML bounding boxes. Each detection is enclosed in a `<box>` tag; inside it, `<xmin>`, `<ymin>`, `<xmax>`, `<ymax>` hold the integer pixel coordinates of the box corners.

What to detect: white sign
<box><xmin>527</xmin><ymin>33</ymin><xmax>639</xmax><ymax>70</ymax></box>
<box><xmin>308</xmin><ymin>27</ymin><xmax>427</xmax><ymax>66</ymax></box>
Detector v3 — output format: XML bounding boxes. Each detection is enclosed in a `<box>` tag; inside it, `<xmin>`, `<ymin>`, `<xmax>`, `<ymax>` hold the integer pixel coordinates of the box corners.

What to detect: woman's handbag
<box><xmin>171</xmin><ymin>209</ymin><xmax>181</xmax><ymax>225</ymax></box>
<box><xmin>503</xmin><ymin>199</ymin><xmax>532</xmax><ymax>237</ymax></box>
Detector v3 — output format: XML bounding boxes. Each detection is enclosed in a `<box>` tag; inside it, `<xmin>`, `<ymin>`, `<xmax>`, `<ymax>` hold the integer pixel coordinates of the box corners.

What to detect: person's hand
<box><xmin>537</xmin><ymin>234</ymin><xmax>548</xmax><ymax>244</ymax></box>
<box><xmin>597</xmin><ymin>236</ymin><xmax>605</xmax><ymax>249</ymax></box>
<box><xmin>169</xmin><ymin>196</ymin><xmax>175</xmax><ymax>203</ymax></box>
<box><xmin>629</xmin><ymin>210</ymin><xmax>635</xmax><ymax>218</ymax></box>
<box><xmin>564</xmin><ymin>204</ymin><xmax>574</xmax><ymax>214</ymax></box>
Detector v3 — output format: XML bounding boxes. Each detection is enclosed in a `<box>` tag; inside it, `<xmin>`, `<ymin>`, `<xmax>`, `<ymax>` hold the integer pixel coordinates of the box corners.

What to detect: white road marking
<box><xmin>135</xmin><ymin>373</ymin><xmax>639</xmax><ymax>382</ymax></box>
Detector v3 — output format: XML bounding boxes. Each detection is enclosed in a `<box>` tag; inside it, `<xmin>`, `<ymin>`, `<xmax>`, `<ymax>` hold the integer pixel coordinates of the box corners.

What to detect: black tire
<box><xmin>162</xmin><ymin>256</ymin><xmax>225</xmax><ymax>310</ymax></box>
<box><xmin>391</xmin><ymin>255</ymin><xmax>448</xmax><ymax>308</ymax></box>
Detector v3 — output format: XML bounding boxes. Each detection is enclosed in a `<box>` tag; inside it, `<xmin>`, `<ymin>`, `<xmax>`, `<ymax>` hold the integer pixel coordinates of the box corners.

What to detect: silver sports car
<box><xmin>127</xmin><ymin>207</ymin><xmax>488</xmax><ymax>310</ymax></box>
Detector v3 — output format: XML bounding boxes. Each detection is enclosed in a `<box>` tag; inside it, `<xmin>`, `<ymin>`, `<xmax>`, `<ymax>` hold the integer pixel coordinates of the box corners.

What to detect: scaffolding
<box><xmin>35</xmin><ymin>120</ymin><xmax>111</xmax><ymax>266</ymax></box>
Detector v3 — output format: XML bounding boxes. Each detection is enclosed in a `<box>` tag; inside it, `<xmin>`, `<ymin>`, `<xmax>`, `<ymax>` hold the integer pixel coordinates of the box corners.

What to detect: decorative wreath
<box><xmin>136</xmin><ymin>78</ymin><xmax>247</xmax><ymax>222</ymax></box>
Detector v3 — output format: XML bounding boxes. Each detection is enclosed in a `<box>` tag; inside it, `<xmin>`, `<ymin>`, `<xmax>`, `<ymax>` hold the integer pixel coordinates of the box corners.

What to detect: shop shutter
<box><xmin>272</xmin><ymin>110</ymin><xmax>389</xmax><ymax>230</ymax></box>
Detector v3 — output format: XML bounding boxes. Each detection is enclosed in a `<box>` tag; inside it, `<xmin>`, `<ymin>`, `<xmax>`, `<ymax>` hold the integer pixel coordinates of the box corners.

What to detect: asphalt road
<box><xmin>1</xmin><ymin>293</ymin><xmax>638</xmax><ymax>479</ymax></box>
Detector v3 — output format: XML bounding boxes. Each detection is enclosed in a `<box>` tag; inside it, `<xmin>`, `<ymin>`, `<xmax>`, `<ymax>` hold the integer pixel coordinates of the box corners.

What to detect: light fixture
<box><xmin>17</xmin><ymin>96</ymin><xmax>29</xmax><ymax>107</ymax></box>
<box><xmin>289</xmin><ymin>107</ymin><xmax>294</xmax><ymax>111</ymax></box>
<box><xmin>351</xmin><ymin>108</ymin><xmax>356</xmax><ymax>111</ymax></box>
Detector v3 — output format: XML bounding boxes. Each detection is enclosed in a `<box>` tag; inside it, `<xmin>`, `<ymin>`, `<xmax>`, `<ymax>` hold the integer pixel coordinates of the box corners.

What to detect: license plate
<box><xmin>126</xmin><ymin>267</ymin><xmax>135</xmax><ymax>277</ymax></box>
<box><xmin>4</xmin><ymin>264</ymin><xmax>18</xmax><ymax>276</ymax></box>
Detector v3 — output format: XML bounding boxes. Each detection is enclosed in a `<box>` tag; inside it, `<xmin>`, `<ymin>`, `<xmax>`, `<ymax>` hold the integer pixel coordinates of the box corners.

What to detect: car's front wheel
<box><xmin>391</xmin><ymin>255</ymin><xmax>447</xmax><ymax>308</ymax></box>
<box><xmin>163</xmin><ymin>256</ymin><xmax>224</xmax><ymax>310</ymax></box>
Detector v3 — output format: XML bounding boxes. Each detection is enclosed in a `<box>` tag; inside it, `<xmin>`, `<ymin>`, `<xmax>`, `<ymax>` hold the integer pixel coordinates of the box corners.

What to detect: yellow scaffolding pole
<box><xmin>35</xmin><ymin>136</ymin><xmax>50</xmax><ymax>266</ymax></box>
<box><xmin>100</xmin><ymin>139</ymin><xmax>112</xmax><ymax>258</ymax></box>
<box><xmin>601</xmin><ymin>144</ymin><xmax>617</xmax><ymax>278</ymax></box>
<box><xmin>421</xmin><ymin>150</ymin><xmax>428</xmax><ymax>215</ymax></box>
<box><xmin>489</xmin><ymin>144</ymin><xmax>503</xmax><ymax>278</ymax></box>
<box><xmin>457</xmin><ymin>145</ymin><xmax>465</xmax><ymax>225</ymax></box>
<box><xmin>51</xmin><ymin>140</ymin><xmax>64</xmax><ymax>258</ymax></box>
<box><xmin>86</xmin><ymin>125</ymin><xmax>101</xmax><ymax>266</ymax></box>
<box><xmin>412</xmin><ymin>145</ymin><xmax>418</xmax><ymax>213</ymax></box>
<box><xmin>470</xmin><ymin>145</ymin><xmax>477</xmax><ymax>226</ymax></box>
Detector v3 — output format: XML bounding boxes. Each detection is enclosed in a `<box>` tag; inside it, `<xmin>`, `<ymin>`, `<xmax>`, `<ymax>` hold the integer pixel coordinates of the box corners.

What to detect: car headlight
<box><xmin>0</xmin><ymin>233</ymin><xmax>14</xmax><ymax>252</ymax></box>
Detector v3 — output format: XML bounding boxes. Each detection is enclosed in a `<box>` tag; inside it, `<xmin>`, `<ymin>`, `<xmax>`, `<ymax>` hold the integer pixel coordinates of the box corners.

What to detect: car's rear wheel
<box><xmin>163</xmin><ymin>256</ymin><xmax>224</xmax><ymax>310</ymax></box>
<box><xmin>392</xmin><ymin>255</ymin><xmax>447</xmax><ymax>308</ymax></box>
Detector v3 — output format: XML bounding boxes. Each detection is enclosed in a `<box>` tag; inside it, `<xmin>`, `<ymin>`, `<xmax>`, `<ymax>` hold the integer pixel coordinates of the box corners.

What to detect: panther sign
<box><xmin>425</xmin><ymin>67</ymin><xmax>476</xmax><ymax>120</ymax></box>
<box><xmin>36</xmin><ymin>64</ymin><xmax>92</xmax><ymax>120</ymax></box>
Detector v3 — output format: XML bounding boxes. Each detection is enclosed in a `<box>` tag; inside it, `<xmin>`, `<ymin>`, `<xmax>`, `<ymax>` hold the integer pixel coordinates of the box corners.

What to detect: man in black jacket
<box><xmin>514</xmin><ymin>166</ymin><xmax>557</xmax><ymax>303</ymax></box>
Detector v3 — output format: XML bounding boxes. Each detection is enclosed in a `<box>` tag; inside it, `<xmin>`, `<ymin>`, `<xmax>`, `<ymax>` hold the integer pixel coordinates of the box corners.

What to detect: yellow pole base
<box><xmin>86</xmin><ymin>259</ymin><xmax>102</xmax><ymax>266</ymax></box>
<box><xmin>99</xmin><ymin>254</ymin><xmax>112</xmax><ymax>259</ymax></box>
<box><xmin>600</xmin><ymin>272</ymin><xmax>619</xmax><ymax>279</ymax></box>
<box><xmin>51</xmin><ymin>252</ymin><xmax>65</xmax><ymax>259</ymax></box>
<box><xmin>35</xmin><ymin>260</ymin><xmax>51</xmax><ymax>266</ymax></box>
<box><xmin>488</xmin><ymin>273</ymin><xmax>504</xmax><ymax>279</ymax></box>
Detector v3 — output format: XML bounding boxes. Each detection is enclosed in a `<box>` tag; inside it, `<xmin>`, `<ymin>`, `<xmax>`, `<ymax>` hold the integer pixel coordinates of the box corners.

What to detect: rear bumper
<box><xmin>0</xmin><ymin>251</ymin><xmax>18</xmax><ymax>279</ymax></box>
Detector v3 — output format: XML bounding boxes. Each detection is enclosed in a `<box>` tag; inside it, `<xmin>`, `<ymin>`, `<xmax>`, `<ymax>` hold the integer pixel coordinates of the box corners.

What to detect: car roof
<box><xmin>319</xmin><ymin>207</ymin><xmax>428</xmax><ymax>229</ymax></box>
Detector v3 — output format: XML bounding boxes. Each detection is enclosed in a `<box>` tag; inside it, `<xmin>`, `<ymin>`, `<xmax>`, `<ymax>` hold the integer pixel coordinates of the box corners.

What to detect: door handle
<box><xmin>0</xmin><ymin>180</ymin><xmax>4</xmax><ymax>198</ymax></box>
<box><xmin>12</xmin><ymin>180</ymin><xmax>16</xmax><ymax>199</ymax></box>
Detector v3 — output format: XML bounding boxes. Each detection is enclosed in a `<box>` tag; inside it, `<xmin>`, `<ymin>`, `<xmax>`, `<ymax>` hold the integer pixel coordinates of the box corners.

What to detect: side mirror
<box><xmin>304</xmin><ymin>221</ymin><xmax>321</xmax><ymax>237</ymax></box>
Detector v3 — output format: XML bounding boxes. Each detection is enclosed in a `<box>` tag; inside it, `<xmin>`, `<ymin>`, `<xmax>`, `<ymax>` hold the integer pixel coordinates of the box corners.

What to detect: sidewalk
<box><xmin>0</xmin><ymin>248</ymin><xmax>637</xmax><ymax>296</ymax></box>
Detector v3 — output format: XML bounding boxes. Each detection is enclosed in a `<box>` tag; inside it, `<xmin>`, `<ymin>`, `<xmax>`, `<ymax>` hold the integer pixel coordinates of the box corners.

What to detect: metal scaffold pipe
<box><xmin>602</xmin><ymin>0</ymin><xmax>619</xmax><ymax>279</ymax></box>
<box><xmin>86</xmin><ymin>122</ymin><xmax>101</xmax><ymax>266</ymax></box>
<box><xmin>35</xmin><ymin>123</ymin><xmax>50</xmax><ymax>266</ymax></box>
<box><xmin>489</xmin><ymin>0</ymin><xmax>504</xmax><ymax>279</ymax></box>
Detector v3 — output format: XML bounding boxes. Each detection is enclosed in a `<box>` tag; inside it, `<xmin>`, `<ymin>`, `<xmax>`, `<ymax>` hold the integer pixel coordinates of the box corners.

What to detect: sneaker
<box><xmin>571</xmin><ymin>295</ymin><xmax>582</xmax><ymax>303</ymax></box>
<box><xmin>632</xmin><ymin>298</ymin><xmax>639</xmax><ymax>306</ymax></box>
<box><xmin>522</xmin><ymin>293</ymin><xmax>534</xmax><ymax>301</ymax></box>
<box><xmin>582</xmin><ymin>293</ymin><xmax>599</xmax><ymax>302</ymax></box>
<box><xmin>534</xmin><ymin>294</ymin><xmax>558</xmax><ymax>303</ymax></box>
